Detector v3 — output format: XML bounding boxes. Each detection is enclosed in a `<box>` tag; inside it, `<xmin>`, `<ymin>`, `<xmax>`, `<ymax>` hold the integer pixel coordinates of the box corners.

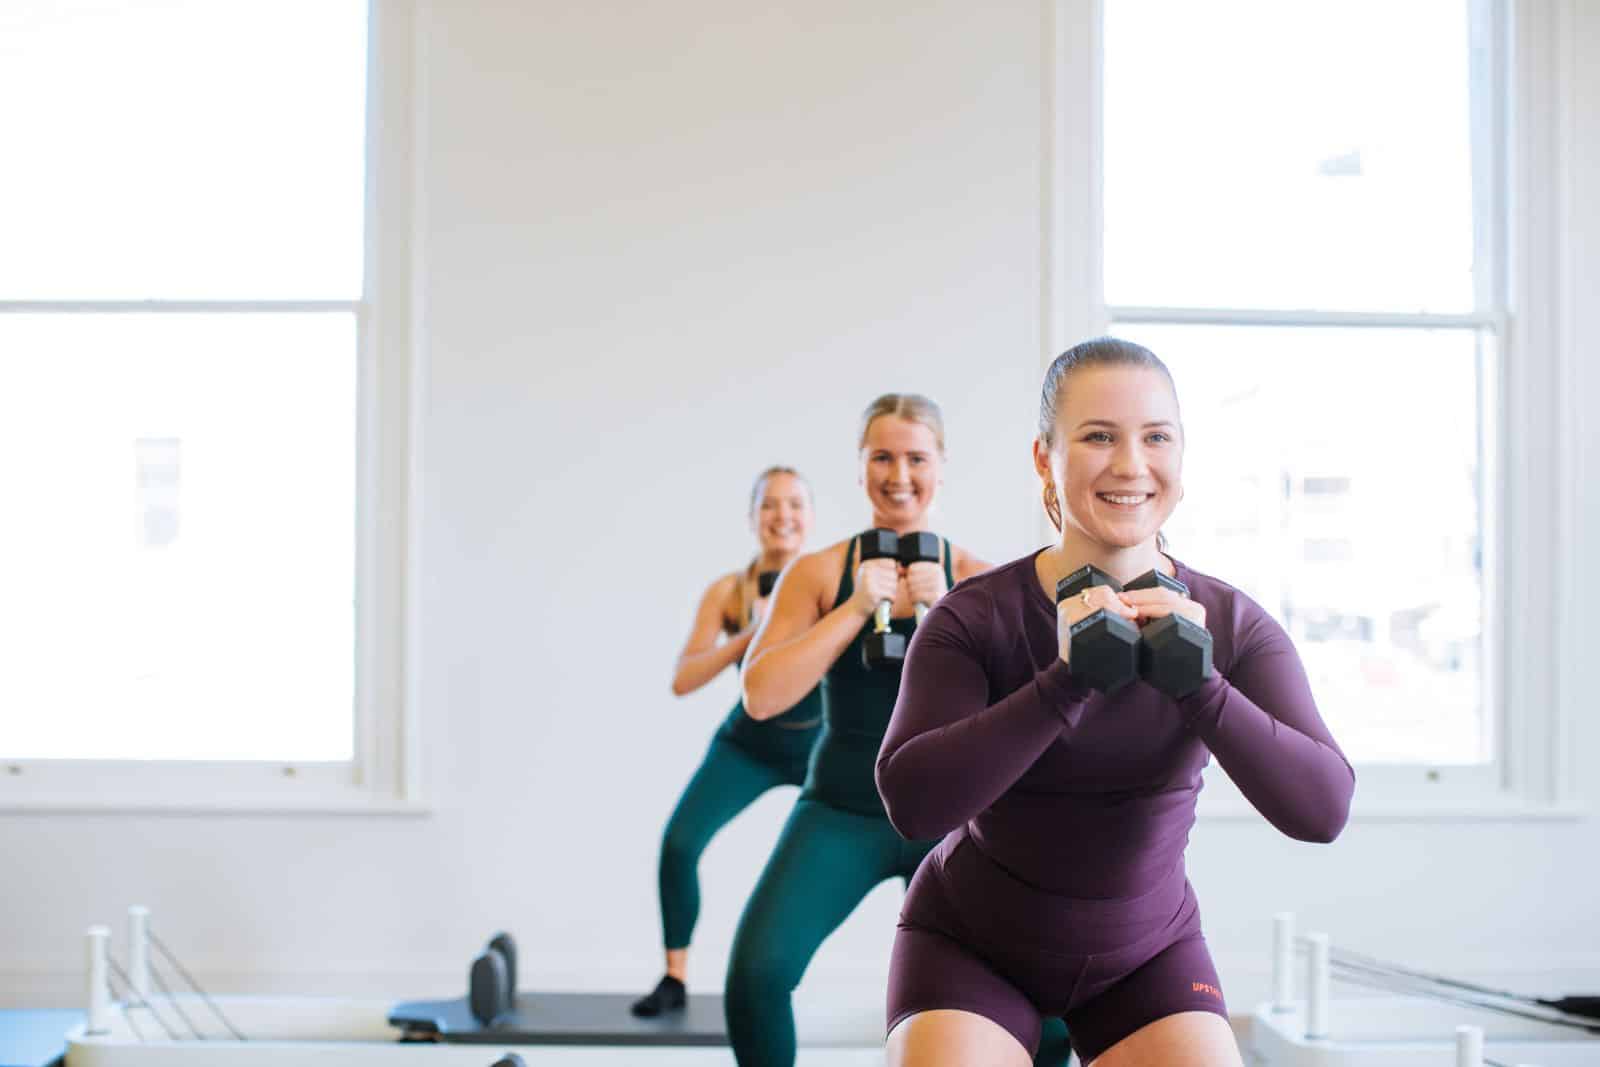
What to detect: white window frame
<box><xmin>1043</xmin><ymin>0</ymin><xmax>1583</xmax><ymax>819</ymax></box>
<box><xmin>0</xmin><ymin>0</ymin><xmax>424</xmax><ymax>815</ymax></box>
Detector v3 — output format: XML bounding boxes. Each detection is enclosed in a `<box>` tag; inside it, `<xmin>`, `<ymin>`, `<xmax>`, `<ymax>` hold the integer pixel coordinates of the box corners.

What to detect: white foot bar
<box><xmin>86</xmin><ymin>925</ymin><xmax>111</xmax><ymax>1035</ymax></box>
<box><xmin>1455</xmin><ymin>1024</ymin><xmax>1483</xmax><ymax>1065</ymax></box>
<box><xmin>1273</xmin><ymin>912</ymin><xmax>1296</xmax><ymax>1012</ymax></box>
<box><xmin>128</xmin><ymin>906</ymin><xmax>151</xmax><ymax>999</ymax></box>
<box><xmin>1306</xmin><ymin>931</ymin><xmax>1331</xmax><ymax>1039</ymax></box>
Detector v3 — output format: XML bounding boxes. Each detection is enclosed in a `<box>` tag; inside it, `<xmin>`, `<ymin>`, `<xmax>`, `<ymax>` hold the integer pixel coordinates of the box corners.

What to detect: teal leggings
<box><xmin>658</xmin><ymin>733</ymin><xmax>808</xmax><ymax>950</ymax></box>
<box><xmin>724</xmin><ymin>797</ymin><xmax>1072</xmax><ymax>1067</ymax></box>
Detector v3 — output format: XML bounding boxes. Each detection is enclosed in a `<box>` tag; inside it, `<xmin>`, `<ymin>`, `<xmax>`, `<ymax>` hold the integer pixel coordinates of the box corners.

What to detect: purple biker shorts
<box><xmin>886</xmin><ymin>832</ymin><xmax>1228</xmax><ymax>1063</ymax></box>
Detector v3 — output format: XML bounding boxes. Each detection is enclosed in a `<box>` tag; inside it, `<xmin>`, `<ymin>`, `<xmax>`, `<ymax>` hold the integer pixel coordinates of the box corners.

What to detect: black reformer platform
<box><xmin>388</xmin><ymin>932</ymin><xmax>728</xmax><ymax>1046</ymax></box>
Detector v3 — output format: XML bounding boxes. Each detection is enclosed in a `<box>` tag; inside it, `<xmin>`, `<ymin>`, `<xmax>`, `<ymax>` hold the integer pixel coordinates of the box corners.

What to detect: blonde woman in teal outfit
<box><xmin>632</xmin><ymin>467</ymin><xmax>825</xmax><ymax>1018</ymax></box>
<box><xmin>725</xmin><ymin>396</ymin><xmax>1072</xmax><ymax>1067</ymax></box>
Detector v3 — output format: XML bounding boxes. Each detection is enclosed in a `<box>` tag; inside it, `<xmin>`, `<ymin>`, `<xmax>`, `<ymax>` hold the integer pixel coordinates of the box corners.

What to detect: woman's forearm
<box><xmin>743</xmin><ymin>602</ymin><xmax>866</xmax><ymax>719</ymax></box>
<box><xmin>671</xmin><ymin>630</ymin><xmax>753</xmax><ymax>696</ymax></box>
<box><xmin>879</xmin><ymin>656</ymin><xmax>1089</xmax><ymax>841</ymax></box>
<box><xmin>1181</xmin><ymin>675</ymin><xmax>1355</xmax><ymax>843</ymax></box>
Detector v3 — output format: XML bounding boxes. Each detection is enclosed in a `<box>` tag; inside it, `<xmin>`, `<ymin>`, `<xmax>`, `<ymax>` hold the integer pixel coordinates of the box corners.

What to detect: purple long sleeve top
<box><xmin>876</xmin><ymin>550</ymin><xmax>1354</xmax><ymax>898</ymax></box>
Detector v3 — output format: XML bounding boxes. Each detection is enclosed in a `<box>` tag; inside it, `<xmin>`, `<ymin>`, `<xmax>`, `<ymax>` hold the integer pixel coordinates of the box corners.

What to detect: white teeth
<box><xmin>1100</xmin><ymin>494</ymin><xmax>1149</xmax><ymax>506</ymax></box>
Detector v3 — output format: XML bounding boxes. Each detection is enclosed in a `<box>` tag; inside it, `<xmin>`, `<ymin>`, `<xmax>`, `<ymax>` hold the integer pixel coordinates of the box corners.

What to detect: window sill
<box><xmin>1197</xmin><ymin>791</ymin><xmax>1582</xmax><ymax>823</ymax></box>
<box><xmin>1193</xmin><ymin>759</ymin><xmax>1583</xmax><ymax>823</ymax></box>
<box><xmin>0</xmin><ymin>760</ymin><xmax>427</xmax><ymax>816</ymax></box>
<box><xmin>0</xmin><ymin>793</ymin><xmax>432</xmax><ymax>816</ymax></box>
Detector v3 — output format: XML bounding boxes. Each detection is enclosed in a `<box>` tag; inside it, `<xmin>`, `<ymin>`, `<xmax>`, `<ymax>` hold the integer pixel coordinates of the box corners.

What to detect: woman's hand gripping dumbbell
<box><xmin>851</xmin><ymin>529</ymin><xmax>945</xmax><ymax>670</ymax></box>
<box><xmin>1055</xmin><ymin>565</ymin><xmax>1214</xmax><ymax>698</ymax></box>
<box><xmin>897</xmin><ymin>531</ymin><xmax>944</xmax><ymax>627</ymax></box>
<box><xmin>1119</xmin><ymin>570</ymin><xmax>1214</xmax><ymax>699</ymax></box>
<box><xmin>851</xmin><ymin>529</ymin><xmax>906</xmax><ymax>669</ymax></box>
<box><xmin>1054</xmin><ymin>564</ymin><xmax>1141</xmax><ymax>693</ymax></box>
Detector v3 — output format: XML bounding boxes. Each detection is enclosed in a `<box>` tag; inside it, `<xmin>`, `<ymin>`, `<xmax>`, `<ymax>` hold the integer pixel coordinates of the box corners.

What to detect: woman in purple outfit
<box><xmin>875</xmin><ymin>337</ymin><xmax>1355</xmax><ymax>1067</ymax></box>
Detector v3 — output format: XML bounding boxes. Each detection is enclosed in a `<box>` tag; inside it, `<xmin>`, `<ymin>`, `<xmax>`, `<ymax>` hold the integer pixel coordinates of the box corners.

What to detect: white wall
<box><xmin>3</xmin><ymin>0</ymin><xmax>1599</xmax><ymax>1027</ymax></box>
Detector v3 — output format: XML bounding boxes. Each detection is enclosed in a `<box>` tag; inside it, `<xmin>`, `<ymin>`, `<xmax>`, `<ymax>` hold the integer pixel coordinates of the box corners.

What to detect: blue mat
<box><xmin>0</xmin><ymin>1010</ymin><xmax>78</xmax><ymax>1067</ymax></box>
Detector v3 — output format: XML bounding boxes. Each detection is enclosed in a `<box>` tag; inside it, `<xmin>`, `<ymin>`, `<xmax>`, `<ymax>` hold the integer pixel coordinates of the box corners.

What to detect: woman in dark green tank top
<box><xmin>725</xmin><ymin>396</ymin><xmax>1073</xmax><ymax>1067</ymax></box>
<box><xmin>803</xmin><ymin>533</ymin><xmax>953</xmax><ymax>815</ymax></box>
<box><xmin>631</xmin><ymin>467</ymin><xmax>825</xmax><ymax>1019</ymax></box>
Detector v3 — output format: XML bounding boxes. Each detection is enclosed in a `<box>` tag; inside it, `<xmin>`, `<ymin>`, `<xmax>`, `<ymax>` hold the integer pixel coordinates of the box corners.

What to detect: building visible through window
<box><xmin>135</xmin><ymin>437</ymin><xmax>181</xmax><ymax>549</ymax></box>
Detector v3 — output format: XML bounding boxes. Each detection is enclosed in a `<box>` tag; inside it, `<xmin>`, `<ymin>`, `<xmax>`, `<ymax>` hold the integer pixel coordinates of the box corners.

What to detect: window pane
<box><xmin>1114</xmin><ymin>323</ymin><xmax>1489</xmax><ymax>765</ymax></box>
<box><xmin>0</xmin><ymin>1</ymin><xmax>366</xmax><ymax>300</ymax></box>
<box><xmin>1104</xmin><ymin>0</ymin><xmax>1478</xmax><ymax>313</ymax></box>
<box><xmin>0</xmin><ymin>314</ymin><xmax>356</xmax><ymax>760</ymax></box>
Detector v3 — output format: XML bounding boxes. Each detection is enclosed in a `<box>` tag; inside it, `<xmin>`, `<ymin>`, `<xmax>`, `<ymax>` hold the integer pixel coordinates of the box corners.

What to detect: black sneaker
<box><xmin>630</xmin><ymin>974</ymin><xmax>686</xmax><ymax>1018</ymax></box>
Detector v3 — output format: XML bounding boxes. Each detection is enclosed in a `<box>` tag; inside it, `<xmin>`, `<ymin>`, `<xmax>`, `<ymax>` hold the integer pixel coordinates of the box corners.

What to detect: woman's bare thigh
<box><xmin>1089</xmin><ymin>1010</ymin><xmax>1242</xmax><ymax>1067</ymax></box>
<box><xmin>886</xmin><ymin>1008</ymin><xmax>1033</xmax><ymax>1067</ymax></box>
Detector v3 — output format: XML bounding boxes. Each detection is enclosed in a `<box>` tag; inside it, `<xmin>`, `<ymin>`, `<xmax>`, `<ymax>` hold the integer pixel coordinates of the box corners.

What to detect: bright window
<box><xmin>0</xmin><ymin>315</ymin><xmax>357</xmax><ymax>761</ymax></box>
<box><xmin>0</xmin><ymin>1</ymin><xmax>367</xmax><ymax>300</ymax></box>
<box><xmin>1103</xmin><ymin>0</ymin><xmax>1499</xmax><ymax>767</ymax></box>
<box><xmin>0</xmin><ymin>2</ymin><xmax>370</xmax><ymax>775</ymax></box>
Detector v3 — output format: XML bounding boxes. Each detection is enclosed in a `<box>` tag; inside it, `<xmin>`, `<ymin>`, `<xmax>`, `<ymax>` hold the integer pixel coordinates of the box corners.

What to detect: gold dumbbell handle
<box><xmin>875</xmin><ymin>599</ymin><xmax>931</xmax><ymax>633</ymax></box>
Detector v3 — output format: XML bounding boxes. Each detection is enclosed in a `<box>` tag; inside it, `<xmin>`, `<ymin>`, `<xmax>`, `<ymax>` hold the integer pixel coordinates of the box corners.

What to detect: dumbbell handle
<box><xmin>874</xmin><ymin>599</ymin><xmax>928</xmax><ymax>633</ymax></box>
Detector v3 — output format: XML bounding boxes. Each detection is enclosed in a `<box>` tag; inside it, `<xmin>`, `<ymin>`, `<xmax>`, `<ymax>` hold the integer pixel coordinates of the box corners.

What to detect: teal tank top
<box><xmin>804</xmin><ymin>534</ymin><xmax>954</xmax><ymax>816</ymax></box>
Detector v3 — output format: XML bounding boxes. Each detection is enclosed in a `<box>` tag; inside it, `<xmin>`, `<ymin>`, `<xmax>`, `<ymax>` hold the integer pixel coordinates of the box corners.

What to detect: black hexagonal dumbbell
<box><xmin>896</xmin><ymin>530</ymin><xmax>941</xmax><ymax>625</ymax></box>
<box><xmin>1055</xmin><ymin>564</ymin><xmax>1141</xmax><ymax>694</ymax></box>
<box><xmin>1123</xmin><ymin>570</ymin><xmax>1214</xmax><ymax>699</ymax></box>
<box><xmin>859</xmin><ymin>528</ymin><xmax>906</xmax><ymax>670</ymax></box>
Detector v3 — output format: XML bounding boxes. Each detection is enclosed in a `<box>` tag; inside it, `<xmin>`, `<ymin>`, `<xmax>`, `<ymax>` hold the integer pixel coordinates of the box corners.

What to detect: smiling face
<box><xmin>1034</xmin><ymin>364</ymin><xmax>1183</xmax><ymax>550</ymax></box>
<box><xmin>860</xmin><ymin>414</ymin><xmax>942</xmax><ymax>527</ymax></box>
<box><xmin>750</xmin><ymin>470</ymin><xmax>813</xmax><ymax>555</ymax></box>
